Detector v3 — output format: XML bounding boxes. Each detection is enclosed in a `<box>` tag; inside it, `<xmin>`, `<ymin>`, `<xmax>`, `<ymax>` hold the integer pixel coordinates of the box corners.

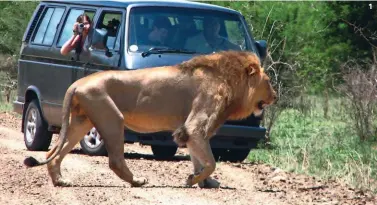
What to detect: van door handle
<box><xmin>83</xmin><ymin>62</ymin><xmax>91</xmax><ymax>75</ymax></box>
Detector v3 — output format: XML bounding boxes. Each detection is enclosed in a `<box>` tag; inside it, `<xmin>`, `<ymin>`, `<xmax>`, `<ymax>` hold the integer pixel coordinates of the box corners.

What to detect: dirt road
<box><xmin>0</xmin><ymin>112</ymin><xmax>375</xmax><ymax>205</ymax></box>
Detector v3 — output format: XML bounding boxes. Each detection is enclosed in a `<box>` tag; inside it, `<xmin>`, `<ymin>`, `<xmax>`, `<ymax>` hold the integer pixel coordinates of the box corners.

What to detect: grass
<box><xmin>0</xmin><ymin>101</ymin><xmax>13</xmax><ymax>112</ymax></box>
<box><xmin>248</xmin><ymin>95</ymin><xmax>377</xmax><ymax>192</ymax></box>
<box><xmin>0</xmin><ymin>87</ymin><xmax>17</xmax><ymax>113</ymax></box>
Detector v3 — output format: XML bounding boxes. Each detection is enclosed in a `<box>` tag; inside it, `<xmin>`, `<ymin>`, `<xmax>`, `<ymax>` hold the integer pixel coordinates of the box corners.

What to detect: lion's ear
<box><xmin>246</xmin><ymin>62</ymin><xmax>261</xmax><ymax>75</ymax></box>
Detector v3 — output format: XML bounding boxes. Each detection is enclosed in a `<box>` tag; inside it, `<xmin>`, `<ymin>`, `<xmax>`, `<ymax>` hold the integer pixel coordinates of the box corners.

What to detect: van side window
<box><xmin>94</xmin><ymin>11</ymin><xmax>122</xmax><ymax>51</ymax></box>
<box><xmin>57</xmin><ymin>9</ymin><xmax>95</xmax><ymax>47</ymax></box>
<box><xmin>31</xmin><ymin>7</ymin><xmax>65</xmax><ymax>46</ymax></box>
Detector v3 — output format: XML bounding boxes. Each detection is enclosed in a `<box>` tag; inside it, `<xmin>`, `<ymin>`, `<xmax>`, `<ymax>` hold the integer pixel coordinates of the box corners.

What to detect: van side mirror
<box><xmin>90</xmin><ymin>28</ymin><xmax>107</xmax><ymax>50</ymax></box>
<box><xmin>89</xmin><ymin>28</ymin><xmax>113</xmax><ymax>57</ymax></box>
<box><xmin>255</xmin><ymin>40</ymin><xmax>267</xmax><ymax>62</ymax></box>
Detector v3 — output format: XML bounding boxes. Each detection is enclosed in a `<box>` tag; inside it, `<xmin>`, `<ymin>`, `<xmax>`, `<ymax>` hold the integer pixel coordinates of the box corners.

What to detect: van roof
<box><xmin>42</xmin><ymin>0</ymin><xmax>240</xmax><ymax>15</ymax></box>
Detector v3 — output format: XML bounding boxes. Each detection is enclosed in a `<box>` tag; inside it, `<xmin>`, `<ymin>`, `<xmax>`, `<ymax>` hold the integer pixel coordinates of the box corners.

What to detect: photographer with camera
<box><xmin>60</xmin><ymin>14</ymin><xmax>92</xmax><ymax>56</ymax></box>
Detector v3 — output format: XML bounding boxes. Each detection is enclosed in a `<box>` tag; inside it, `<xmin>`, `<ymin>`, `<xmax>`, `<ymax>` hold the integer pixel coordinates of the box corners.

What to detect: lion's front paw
<box><xmin>198</xmin><ymin>177</ymin><xmax>220</xmax><ymax>189</ymax></box>
<box><xmin>131</xmin><ymin>177</ymin><xmax>148</xmax><ymax>187</ymax></box>
<box><xmin>53</xmin><ymin>178</ymin><xmax>72</xmax><ymax>187</ymax></box>
<box><xmin>185</xmin><ymin>174</ymin><xmax>196</xmax><ymax>187</ymax></box>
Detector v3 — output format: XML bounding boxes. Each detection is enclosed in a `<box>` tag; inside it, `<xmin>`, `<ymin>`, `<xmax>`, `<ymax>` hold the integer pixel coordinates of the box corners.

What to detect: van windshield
<box><xmin>128</xmin><ymin>6</ymin><xmax>252</xmax><ymax>55</ymax></box>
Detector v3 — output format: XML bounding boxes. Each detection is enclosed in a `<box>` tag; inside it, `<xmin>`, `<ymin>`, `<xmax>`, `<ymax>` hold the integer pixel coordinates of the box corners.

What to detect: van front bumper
<box><xmin>125</xmin><ymin>124</ymin><xmax>266</xmax><ymax>149</ymax></box>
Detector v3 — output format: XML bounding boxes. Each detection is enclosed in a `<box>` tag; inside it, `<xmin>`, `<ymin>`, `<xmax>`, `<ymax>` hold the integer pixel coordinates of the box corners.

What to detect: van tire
<box><xmin>79</xmin><ymin>127</ymin><xmax>108</xmax><ymax>156</ymax></box>
<box><xmin>151</xmin><ymin>145</ymin><xmax>177</xmax><ymax>159</ymax></box>
<box><xmin>212</xmin><ymin>148</ymin><xmax>251</xmax><ymax>163</ymax></box>
<box><xmin>23</xmin><ymin>100</ymin><xmax>53</xmax><ymax>151</ymax></box>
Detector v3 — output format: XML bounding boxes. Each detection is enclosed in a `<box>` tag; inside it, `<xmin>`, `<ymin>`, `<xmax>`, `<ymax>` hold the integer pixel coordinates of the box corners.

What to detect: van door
<box><xmin>76</xmin><ymin>8</ymin><xmax>125</xmax><ymax>78</ymax></box>
<box><xmin>47</xmin><ymin>6</ymin><xmax>97</xmax><ymax>126</ymax></box>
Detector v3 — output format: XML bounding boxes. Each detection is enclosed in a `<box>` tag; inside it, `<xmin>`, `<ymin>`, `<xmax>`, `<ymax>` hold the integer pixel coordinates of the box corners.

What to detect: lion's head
<box><xmin>243</xmin><ymin>53</ymin><xmax>276</xmax><ymax>117</ymax></box>
<box><xmin>178</xmin><ymin>50</ymin><xmax>276</xmax><ymax>120</ymax></box>
<box><xmin>221</xmin><ymin>51</ymin><xmax>276</xmax><ymax>120</ymax></box>
<box><xmin>248</xmin><ymin>72</ymin><xmax>276</xmax><ymax>117</ymax></box>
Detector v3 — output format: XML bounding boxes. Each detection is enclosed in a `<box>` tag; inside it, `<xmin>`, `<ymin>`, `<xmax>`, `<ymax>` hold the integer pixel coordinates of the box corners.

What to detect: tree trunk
<box><xmin>324</xmin><ymin>87</ymin><xmax>329</xmax><ymax>119</ymax></box>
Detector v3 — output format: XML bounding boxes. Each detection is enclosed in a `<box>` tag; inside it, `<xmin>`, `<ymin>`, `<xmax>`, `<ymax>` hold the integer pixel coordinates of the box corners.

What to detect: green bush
<box><xmin>249</xmin><ymin>96</ymin><xmax>377</xmax><ymax>192</ymax></box>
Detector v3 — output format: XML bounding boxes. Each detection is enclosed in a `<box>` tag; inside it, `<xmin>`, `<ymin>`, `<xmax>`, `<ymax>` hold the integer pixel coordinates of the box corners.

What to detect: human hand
<box><xmin>82</xmin><ymin>23</ymin><xmax>91</xmax><ymax>35</ymax></box>
<box><xmin>72</xmin><ymin>22</ymin><xmax>91</xmax><ymax>35</ymax></box>
<box><xmin>72</xmin><ymin>22</ymin><xmax>79</xmax><ymax>34</ymax></box>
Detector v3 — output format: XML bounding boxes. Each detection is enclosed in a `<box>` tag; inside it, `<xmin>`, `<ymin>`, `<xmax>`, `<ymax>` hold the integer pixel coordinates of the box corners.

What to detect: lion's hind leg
<box><xmin>78</xmin><ymin>94</ymin><xmax>147</xmax><ymax>187</ymax></box>
<box><xmin>101</xmin><ymin>122</ymin><xmax>147</xmax><ymax>187</ymax></box>
<box><xmin>47</xmin><ymin>114</ymin><xmax>92</xmax><ymax>186</ymax></box>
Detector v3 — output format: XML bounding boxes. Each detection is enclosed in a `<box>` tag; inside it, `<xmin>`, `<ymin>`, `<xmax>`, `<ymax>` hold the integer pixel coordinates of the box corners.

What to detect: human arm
<box><xmin>60</xmin><ymin>22</ymin><xmax>91</xmax><ymax>56</ymax></box>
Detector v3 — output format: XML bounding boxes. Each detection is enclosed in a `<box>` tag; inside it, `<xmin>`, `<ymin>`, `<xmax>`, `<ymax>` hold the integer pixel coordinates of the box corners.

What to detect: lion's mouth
<box><xmin>258</xmin><ymin>98</ymin><xmax>275</xmax><ymax>110</ymax></box>
<box><xmin>253</xmin><ymin>101</ymin><xmax>266</xmax><ymax>117</ymax></box>
<box><xmin>255</xmin><ymin>100</ymin><xmax>275</xmax><ymax>116</ymax></box>
<box><xmin>257</xmin><ymin>101</ymin><xmax>265</xmax><ymax>110</ymax></box>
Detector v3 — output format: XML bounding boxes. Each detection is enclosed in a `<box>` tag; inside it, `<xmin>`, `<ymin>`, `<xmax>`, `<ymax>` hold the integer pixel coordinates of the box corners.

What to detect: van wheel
<box><xmin>212</xmin><ymin>148</ymin><xmax>251</xmax><ymax>163</ymax></box>
<box><xmin>151</xmin><ymin>145</ymin><xmax>177</xmax><ymax>159</ymax></box>
<box><xmin>79</xmin><ymin>127</ymin><xmax>108</xmax><ymax>156</ymax></box>
<box><xmin>23</xmin><ymin>100</ymin><xmax>53</xmax><ymax>151</ymax></box>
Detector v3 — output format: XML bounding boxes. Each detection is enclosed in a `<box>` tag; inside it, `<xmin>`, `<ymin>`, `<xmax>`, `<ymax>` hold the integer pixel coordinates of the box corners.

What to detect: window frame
<box><xmin>30</xmin><ymin>6</ymin><xmax>67</xmax><ymax>47</ymax></box>
<box><xmin>89</xmin><ymin>8</ymin><xmax>124</xmax><ymax>53</ymax></box>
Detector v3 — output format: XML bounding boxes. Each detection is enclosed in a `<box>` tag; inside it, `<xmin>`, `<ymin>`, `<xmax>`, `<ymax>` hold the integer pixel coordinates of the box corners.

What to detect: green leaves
<box><xmin>0</xmin><ymin>1</ymin><xmax>38</xmax><ymax>55</ymax></box>
<box><xmin>206</xmin><ymin>1</ymin><xmax>375</xmax><ymax>94</ymax></box>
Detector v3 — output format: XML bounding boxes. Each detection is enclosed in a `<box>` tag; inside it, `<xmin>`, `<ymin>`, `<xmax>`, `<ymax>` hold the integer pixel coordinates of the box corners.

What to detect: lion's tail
<box><xmin>23</xmin><ymin>86</ymin><xmax>77</xmax><ymax>167</ymax></box>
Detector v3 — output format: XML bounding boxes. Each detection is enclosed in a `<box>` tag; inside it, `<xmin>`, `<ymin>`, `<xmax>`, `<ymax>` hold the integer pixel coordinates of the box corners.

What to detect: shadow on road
<box><xmin>124</xmin><ymin>152</ymin><xmax>191</xmax><ymax>161</ymax></box>
<box><xmin>69</xmin><ymin>148</ymin><xmax>262</xmax><ymax>165</ymax></box>
<box><xmin>69</xmin><ymin>148</ymin><xmax>191</xmax><ymax>162</ymax></box>
<box><xmin>67</xmin><ymin>184</ymin><xmax>236</xmax><ymax>190</ymax></box>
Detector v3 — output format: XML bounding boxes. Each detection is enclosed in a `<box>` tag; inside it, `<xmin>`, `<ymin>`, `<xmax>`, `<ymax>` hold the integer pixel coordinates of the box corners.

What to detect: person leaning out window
<box><xmin>60</xmin><ymin>14</ymin><xmax>92</xmax><ymax>56</ymax></box>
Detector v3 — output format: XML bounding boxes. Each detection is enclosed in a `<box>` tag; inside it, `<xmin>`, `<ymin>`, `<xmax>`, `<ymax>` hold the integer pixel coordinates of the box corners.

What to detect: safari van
<box><xmin>13</xmin><ymin>0</ymin><xmax>268</xmax><ymax>162</ymax></box>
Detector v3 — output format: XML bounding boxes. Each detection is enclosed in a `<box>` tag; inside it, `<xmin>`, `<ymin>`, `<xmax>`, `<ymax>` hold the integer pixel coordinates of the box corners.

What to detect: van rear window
<box><xmin>31</xmin><ymin>7</ymin><xmax>65</xmax><ymax>46</ymax></box>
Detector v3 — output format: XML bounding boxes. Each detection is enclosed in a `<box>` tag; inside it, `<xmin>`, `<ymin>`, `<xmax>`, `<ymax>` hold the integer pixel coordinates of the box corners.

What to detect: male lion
<box><xmin>24</xmin><ymin>50</ymin><xmax>277</xmax><ymax>188</ymax></box>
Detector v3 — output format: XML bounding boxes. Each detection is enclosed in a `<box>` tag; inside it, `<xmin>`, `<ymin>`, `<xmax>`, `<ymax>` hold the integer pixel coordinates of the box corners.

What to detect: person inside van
<box><xmin>171</xmin><ymin>16</ymin><xmax>198</xmax><ymax>48</ymax></box>
<box><xmin>184</xmin><ymin>17</ymin><xmax>240</xmax><ymax>53</ymax></box>
<box><xmin>60</xmin><ymin>14</ymin><xmax>92</xmax><ymax>56</ymax></box>
<box><xmin>147</xmin><ymin>16</ymin><xmax>172</xmax><ymax>47</ymax></box>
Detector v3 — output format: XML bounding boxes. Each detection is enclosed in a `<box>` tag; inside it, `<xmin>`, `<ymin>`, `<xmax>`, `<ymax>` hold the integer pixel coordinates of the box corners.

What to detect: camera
<box><xmin>77</xmin><ymin>23</ymin><xmax>85</xmax><ymax>34</ymax></box>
